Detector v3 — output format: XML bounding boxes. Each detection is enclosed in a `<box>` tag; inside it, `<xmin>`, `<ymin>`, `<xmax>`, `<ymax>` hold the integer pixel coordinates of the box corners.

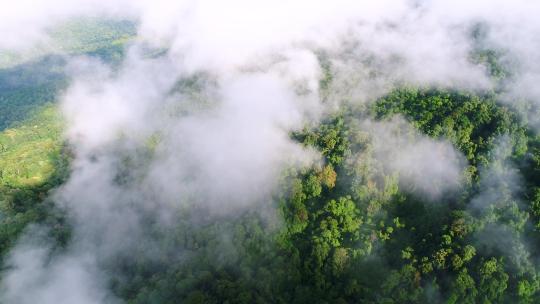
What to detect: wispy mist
<box><xmin>1</xmin><ymin>0</ymin><xmax>540</xmax><ymax>303</ymax></box>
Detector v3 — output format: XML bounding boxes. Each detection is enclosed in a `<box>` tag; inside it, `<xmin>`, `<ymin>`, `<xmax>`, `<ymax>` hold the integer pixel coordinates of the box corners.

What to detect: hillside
<box><xmin>1</xmin><ymin>3</ymin><xmax>540</xmax><ymax>304</ymax></box>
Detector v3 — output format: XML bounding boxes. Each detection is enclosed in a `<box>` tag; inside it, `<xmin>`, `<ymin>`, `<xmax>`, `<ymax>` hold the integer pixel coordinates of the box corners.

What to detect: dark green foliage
<box><xmin>89</xmin><ymin>86</ymin><xmax>540</xmax><ymax>303</ymax></box>
<box><xmin>0</xmin><ymin>56</ymin><xmax>67</xmax><ymax>130</ymax></box>
<box><xmin>2</xmin><ymin>26</ymin><xmax>540</xmax><ymax>302</ymax></box>
<box><xmin>3</xmin><ymin>84</ymin><xmax>540</xmax><ymax>303</ymax></box>
<box><xmin>373</xmin><ymin>88</ymin><xmax>527</xmax><ymax>166</ymax></box>
<box><xmin>49</xmin><ymin>18</ymin><xmax>136</xmax><ymax>54</ymax></box>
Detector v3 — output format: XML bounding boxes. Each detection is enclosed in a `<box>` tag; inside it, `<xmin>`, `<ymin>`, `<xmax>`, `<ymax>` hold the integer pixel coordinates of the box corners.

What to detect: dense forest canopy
<box><xmin>1</xmin><ymin>1</ymin><xmax>540</xmax><ymax>303</ymax></box>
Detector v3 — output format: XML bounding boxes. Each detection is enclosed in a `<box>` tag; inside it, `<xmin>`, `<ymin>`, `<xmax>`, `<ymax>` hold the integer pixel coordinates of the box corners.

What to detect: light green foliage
<box><xmin>0</xmin><ymin>105</ymin><xmax>63</xmax><ymax>186</ymax></box>
<box><xmin>477</xmin><ymin>258</ymin><xmax>509</xmax><ymax>303</ymax></box>
<box><xmin>2</xmin><ymin>31</ymin><xmax>540</xmax><ymax>303</ymax></box>
<box><xmin>373</xmin><ymin>88</ymin><xmax>527</xmax><ymax>165</ymax></box>
<box><xmin>0</xmin><ymin>21</ymin><xmax>134</xmax><ymax>271</ymax></box>
<box><xmin>448</xmin><ymin>268</ymin><xmax>478</xmax><ymax>304</ymax></box>
<box><xmin>0</xmin><ymin>104</ymin><xmax>70</xmax><ymax>263</ymax></box>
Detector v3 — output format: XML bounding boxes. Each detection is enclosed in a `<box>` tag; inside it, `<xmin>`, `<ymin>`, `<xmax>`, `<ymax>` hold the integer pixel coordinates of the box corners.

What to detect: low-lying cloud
<box><xmin>1</xmin><ymin>0</ymin><xmax>540</xmax><ymax>303</ymax></box>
